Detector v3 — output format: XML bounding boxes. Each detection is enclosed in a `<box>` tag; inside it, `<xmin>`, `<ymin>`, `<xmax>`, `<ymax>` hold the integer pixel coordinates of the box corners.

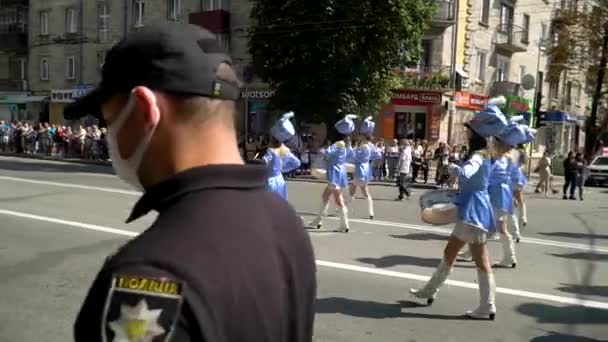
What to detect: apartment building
<box><xmin>25</xmin><ymin>0</ymin><xmax>242</xmax><ymax>124</ymax></box>
<box><xmin>0</xmin><ymin>0</ymin><xmax>34</xmax><ymax>122</ymax></box>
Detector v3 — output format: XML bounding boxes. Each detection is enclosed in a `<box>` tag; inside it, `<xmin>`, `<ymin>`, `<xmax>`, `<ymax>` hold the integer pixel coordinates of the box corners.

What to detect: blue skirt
<box><xmin>326</xmin><ymin>165</ymin><xmax>348</xmax><ymax>188</ymax></box>
<box><xmin>489</xmin><ymin>183</ymin><xmax>514</xmax><ymax>215</ymax></box>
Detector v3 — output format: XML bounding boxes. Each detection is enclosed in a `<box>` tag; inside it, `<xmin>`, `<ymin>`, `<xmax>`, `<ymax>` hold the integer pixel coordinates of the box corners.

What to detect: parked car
<box><xmin>585</xmin><ymin>155</ymin><xmax>608</xmax><ymax>187</ymax></box>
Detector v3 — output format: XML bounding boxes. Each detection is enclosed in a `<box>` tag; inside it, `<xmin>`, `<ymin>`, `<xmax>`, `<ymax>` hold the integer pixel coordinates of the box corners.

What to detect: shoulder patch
<box><xmin>102</xmin><ymin>274</ymin><xmax>184</xmax><ymax>342</ymax></box>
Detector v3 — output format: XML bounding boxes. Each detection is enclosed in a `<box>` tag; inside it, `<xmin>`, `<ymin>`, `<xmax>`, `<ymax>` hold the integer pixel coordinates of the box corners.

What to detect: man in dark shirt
<box><xmin>65</xmin><ymin>23</ymin><xmax>316</xmax><ymax>342</ymax></box>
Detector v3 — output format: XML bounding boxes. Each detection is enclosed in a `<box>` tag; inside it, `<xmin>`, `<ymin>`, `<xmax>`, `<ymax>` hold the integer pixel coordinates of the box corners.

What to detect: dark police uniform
<box><xmin>65</xmin><ymin>22</ymin><xmax>317</xmax><ymax>342</ymax></box>
<box><xmin>74</xmin><ymin>165</ymin><xmax>316</xmax><ymax>342</ymax></box>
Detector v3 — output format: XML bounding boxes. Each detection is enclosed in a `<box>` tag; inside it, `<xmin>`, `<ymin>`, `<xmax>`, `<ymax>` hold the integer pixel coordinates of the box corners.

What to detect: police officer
<box><xmin>65</xmin><ymin>23</ymin><xmax>316</xmax><ymax>342</ymax></box>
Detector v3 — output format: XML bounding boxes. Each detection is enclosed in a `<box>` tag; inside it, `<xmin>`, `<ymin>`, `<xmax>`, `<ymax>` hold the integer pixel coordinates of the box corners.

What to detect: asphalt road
<box><xmin>0</xmin><ymin>156</ymin><xmax>606</xmax><ymax>342</ymax></box>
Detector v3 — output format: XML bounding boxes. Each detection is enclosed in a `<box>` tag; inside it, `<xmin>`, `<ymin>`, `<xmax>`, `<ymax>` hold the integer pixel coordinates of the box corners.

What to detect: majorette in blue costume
<box><xmin>345</xmin><ymin>116</ymin><xmax>383</xmax><ymax>219</ymax></box>
<box><xmin>506</xmin><ymin>116</ymin><xmax>530</xmax><ymax>243</ymax></box>
<box><xmin>263</xmin><ymin>112</ymin><xmax>301</xmax><ymax>200</ymax></box>
<box><xmin>410</xmin><ymin>102</ymin><xmax>508</xmax><ymax>321</ymax></box>
<box><xmin>309</xmin><ymin>114</ymin><xmax>357</xmax><ymax>233</ymax></box>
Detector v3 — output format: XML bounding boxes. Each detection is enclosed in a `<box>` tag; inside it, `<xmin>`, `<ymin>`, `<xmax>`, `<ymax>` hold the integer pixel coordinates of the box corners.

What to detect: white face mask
<box><xmin>107</xmin><ymin>95</ymin><xmax>158</xmax><ymax>191</ymax></box>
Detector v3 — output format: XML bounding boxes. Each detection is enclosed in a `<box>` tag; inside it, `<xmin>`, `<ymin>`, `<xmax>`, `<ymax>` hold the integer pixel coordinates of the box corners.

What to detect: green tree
<box><xmin>248</xmin><ymin>0</ymin><xmax>438</xmax><ymax>123</ymax></box>
<box><xmin>550</xmin><ymin>2</ymin><xmax>608</xmax><ymax>157</ymax></box>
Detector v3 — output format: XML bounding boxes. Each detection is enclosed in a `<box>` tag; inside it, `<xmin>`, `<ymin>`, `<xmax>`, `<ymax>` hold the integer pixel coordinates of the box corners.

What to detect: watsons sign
<box><xmin>51</xmin><ymin>86</ymin><xmax>94</xmax><ymax>103</ymax></box>
<box><xmin>241</xmin><ymin>89</ymin><xmax>275</xmax><ymax>99</ymax></box>
<box><xmin>391</xmin><ymin>90</ymin><xmax>443</xmax><ymax>106</ymax></box>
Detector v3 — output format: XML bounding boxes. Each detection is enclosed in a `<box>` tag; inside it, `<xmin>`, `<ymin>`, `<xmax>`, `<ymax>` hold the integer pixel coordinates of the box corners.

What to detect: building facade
<box><xmin>0</xmin><ymin>0</ymin><xmax>32</xmax><ymax>122</ymax></box>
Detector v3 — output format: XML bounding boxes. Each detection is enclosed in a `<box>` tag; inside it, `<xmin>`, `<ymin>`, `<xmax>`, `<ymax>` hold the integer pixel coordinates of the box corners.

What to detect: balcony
<box><xmin>427</xmin><ymin>1</ymin><xmax>456</xmax><ymax>35</ymax></box>
<box><xmin>489</xmin><ymin>81</ymin><xmax>521</xmax><ymax>97</ymax></box>
<box><xmin>0</xmin><ymin>31</ymin><xmax>27</xmax><ymax>51</ymax></box>
<box><xmin>396</xmin><ymin>65</ymin><xmax>452</xmax><ymax>91</ymax></box>
<box><xmin>189</xmin><ymin>10</ymin><xmax>231</xmax><ymax>34</ymax></box>
<box><xmin>0</xmin><ymin>79</ymin><xmax>27</xmax><ymax>92</ymax></box>
<box><xmin>494</xmin><ymin>24</ymin><xmax>528</xmax><ymax>53</ymax></box>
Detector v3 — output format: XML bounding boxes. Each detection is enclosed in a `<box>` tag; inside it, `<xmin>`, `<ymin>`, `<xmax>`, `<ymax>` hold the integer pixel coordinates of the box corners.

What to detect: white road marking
<box><xmin>0</xmin><ymin>208</ymin><xmax>607</xmax><ymax>311</ymax></box>
<box><xmin>0</xmin><ymin>175</ymin><xmax>607</xmax><ymax>253</ymax></box>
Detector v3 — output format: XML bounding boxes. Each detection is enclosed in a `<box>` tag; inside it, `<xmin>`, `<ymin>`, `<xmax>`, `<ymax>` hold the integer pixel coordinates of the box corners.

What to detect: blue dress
<box><xmin>511</xmin><ymin>162</ymin><xmax>527</xmax><ymax>189</ymax></box>
<box><xmin>322</xmin><ymin>141</ymin><xmax>349</xmax><ymax>188</ymax></box>
<box><xmin>449</xmin><ymin>153</ymin><xmax>496</xmax><ymax>233</ymax></box>
<box><xmin>488</xmin><ymin>156</ymin><xmax>514</xmax><ymax>216</ymax></box>
<box><xmin>348</xmin><ymin>143</ymin><xmax>382</xmax><ymax>184</ymax></box>
<box><xmin>264</xmin><ymin>147</ymin><xmax>301</xmax><ymax>200</ymax></box>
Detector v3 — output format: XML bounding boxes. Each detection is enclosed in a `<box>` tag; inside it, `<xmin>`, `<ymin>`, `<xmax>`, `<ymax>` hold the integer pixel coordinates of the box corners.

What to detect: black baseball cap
<box><xmin>65</xmin><ymin>23</ymin><xmax>240</xmax><ymax>120</ymax></box>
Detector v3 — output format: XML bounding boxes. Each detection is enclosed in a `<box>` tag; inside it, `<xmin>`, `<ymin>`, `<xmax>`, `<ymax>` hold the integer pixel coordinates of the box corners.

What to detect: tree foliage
<box><xmin>248</xmin><ymin>0</ymin><xmax>438</xmax><ymax>123</ymax></box>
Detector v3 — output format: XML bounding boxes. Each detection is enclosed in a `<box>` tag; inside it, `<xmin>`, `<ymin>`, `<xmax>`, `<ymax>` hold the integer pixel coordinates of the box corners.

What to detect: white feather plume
<box><xmin>528</xmin><ymin>128</ymin><xmax>537</xmax><ymax>134</ymax></box>
<box><xmin>488</xmin><ymin>96</ymin><xmax>507</xmax><ymax>106</ymax></box>
<box><xmin>346</xmin><ymin>114</ymin><xmax>359</xmax><ymax>119</ymax></box>
<box><xmin>365</xmin><ymin>116</ymin><xmax>373</xmax><ymax>122</ymax></box>
<box><xmin>510</xmin><ymin>115</ymin><xmax>525</xmax><ymax>123</ymax></box>
<box><xmin>282</xmin><ymin>111</ymin><xmax>295</xmax><ymax>120</ymax></box>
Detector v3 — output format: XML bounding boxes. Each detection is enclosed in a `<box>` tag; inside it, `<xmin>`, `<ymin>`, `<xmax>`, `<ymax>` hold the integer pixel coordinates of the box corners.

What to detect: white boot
<box><xmin>509</xmin><ymin>213</ymin><xmax>522</xmax><ymax>243</ymax></box>
<box><xmin>519</xmin><ymin>202</ymin><xmax>528</xmax><ymax>227</ymax></box>
<box><xmin>336</xmin><ymin>206</ymin><xmax>350</xmax><ymax>233</ymax></box>
<box><xmin>457</xmin><ymin>247</ymin><xmax>472</xmax><ymax>262</ymax></box>
<box><xmin>366</xmin><ymin>195</ymin><xmax>374</xmax><ymax>220</ymax></box>
<box><xmin>494</xmin><ymin>233</ymin><xmax>517</xmax><ymax>268</ymax></box>
<box><xmin>465</xmin><ymin>270</ymin><xmax>496</xmax><ymax>320</ymax></box>
<box><xmin>409</xmin><ymin>258</ymin><xmax>453</xmax><ymax>305</ymax></box>
<box><xmin>310</xmin><ymin>201</ymin><xmax>328</xmax><ymax>229</ymax></box>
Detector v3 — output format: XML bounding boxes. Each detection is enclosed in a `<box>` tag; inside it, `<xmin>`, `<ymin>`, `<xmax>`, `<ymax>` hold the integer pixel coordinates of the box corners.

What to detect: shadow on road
<box><xmin>516</xmin><ymin>303</ymin><xmax>608</xmax><ymax>325</ymax></box>
<box><xmin>0</xmin><ymin>238</ymin><xmax>123</xmax><ymax>280</ymax></box>
<box><xmin>390</xmin><ymin>233</ymin><xmax>450</xmax><ymax>241</ymax></box>
<box><xmin>556</xmin><ymin>284</ymin><xmax>608</xmax><ymax>298</ymax></box>
<box><xmin>530</xmin><ymin>331</ymin><xmax>607</xmax><ymax>342</ymax></box>
<box><xmin>549</xmin><ymin>252</ymin><xmax>608</xmax><ymax>262</ymax></box>
<box><xmin>0</xmin><ymin>159</ymin><xmax>113</xmax><ymax>175</ymax></box>
<box><xmin>357</xmin><ymin>255</ymin><xmax>442</xmax><ymax>268</ymax></box>
<box><xmin>0</xmin><ymin>191</ymin><xmax>66</xmax><ymax>203</ymax></box>
<box><xmin>315</xmin><ymin>297</ymin><xmax>469</xmax><ymax>321</ymax></box>
<box><xmin>539</xmin><ymin>232</ymin><xmax>608</xmax><ymax>240</ymax></box>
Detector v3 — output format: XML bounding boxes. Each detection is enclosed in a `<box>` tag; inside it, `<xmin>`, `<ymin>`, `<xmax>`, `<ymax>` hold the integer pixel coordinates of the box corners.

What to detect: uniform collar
<box><xmin>127</xmin><ymin>163</ymin><xmax>268</xmax><ymax>223</ymax></box>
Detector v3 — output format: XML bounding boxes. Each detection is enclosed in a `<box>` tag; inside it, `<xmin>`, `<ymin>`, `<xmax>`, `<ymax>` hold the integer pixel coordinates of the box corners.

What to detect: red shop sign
<box><xmin>391</xmin><ymin>90</ymin><xmax>442</xmax><ymax>106</ymax></box>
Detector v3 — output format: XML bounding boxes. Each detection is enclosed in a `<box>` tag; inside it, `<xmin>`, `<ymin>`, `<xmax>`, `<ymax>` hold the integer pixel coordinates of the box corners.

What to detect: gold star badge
<box><xmin>109</xmin><ymin>299</ymin><xmax>165</xmax><ymax>342</ymax></box>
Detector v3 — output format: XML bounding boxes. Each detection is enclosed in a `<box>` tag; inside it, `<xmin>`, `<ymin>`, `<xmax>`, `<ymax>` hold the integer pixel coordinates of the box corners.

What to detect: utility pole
<box><xmin>447</xmin><ymin>0</ymin><xmax>460</xmax><ymax>146</ymax></box>
<box><xmin>586</xmin><ymin>23</ymin><xmax>608</xmax><ymax>159</ymax></box>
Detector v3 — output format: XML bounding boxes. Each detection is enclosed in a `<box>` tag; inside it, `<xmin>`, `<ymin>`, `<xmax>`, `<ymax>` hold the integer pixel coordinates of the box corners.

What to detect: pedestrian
<box><xmin>309</xmin><ymin>114</ymin><xmax>357</xmax><ymax>232</ymax></box>
<box><xmin>396</xmin><ymin>139</ymin><xmax>413</xmax><ymax>200</ymax></box>
<box><xmin>409</xmin><ymin>104</ymin><xmax>508</xmax><ymax>320</ymax></box>
<box><xmin>535</xmin><ymin>151</ymin><xmax>558</xmax><ymax>196</ymax></box>
<box><xmin>263</xmin><ymin>111</ymin><xmax>301</xmax><ymax>200</ymax></box>
<box><xmin>508</xmin><ymin>144</ymin><xmax>528</xmax><ymax>243</ymax></box>
<box><xmin>65</xmin><ymin>23</ymin><xmax>316</xmax><ymax>342</ymax></box>
<box><xmin>575</xmin><ymin>152</ymin><xmax>587</xmax><ymax>201</ymax></box>
<box><xmin>563</xmin><ymin>151</ymin><xmax>578</xmax><ymax>200</ymax></box>
<box><xmin>344</xmin><ymin>116</ymin><xmax>382</xmax><ymax>219</ymax></box>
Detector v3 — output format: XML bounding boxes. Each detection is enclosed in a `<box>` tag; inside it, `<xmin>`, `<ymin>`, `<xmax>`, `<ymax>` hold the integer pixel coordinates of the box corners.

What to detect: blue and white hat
<box><xmin>496</xmin><ymin>123</ymin><xmax>536</xmax><ymax>147</ymax></box>
<box><xmin>466</xmin><ymin>105</ymin><xmax>509</xmax><ymax>138</ymax></box>
<box><xmin>270</xmin><ymin>111</ymin><xmax>295</xmax><ymax>142</ymax></box>
<box><xmin>335</xmin><ymin>114</ymin><xmax>358</xmax><ymax>135</ymax></box>
<box><xmin>360</xmin><ymin>116</ymin><xmax>375</xmax><ymax>135</ymax></box>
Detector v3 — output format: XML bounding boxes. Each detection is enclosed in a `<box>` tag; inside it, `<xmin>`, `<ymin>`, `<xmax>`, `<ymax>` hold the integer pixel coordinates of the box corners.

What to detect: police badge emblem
<box><xmin>102</xmin><ymin>274</ymin><xmax>184</xmax><ymax>342</ymax></box>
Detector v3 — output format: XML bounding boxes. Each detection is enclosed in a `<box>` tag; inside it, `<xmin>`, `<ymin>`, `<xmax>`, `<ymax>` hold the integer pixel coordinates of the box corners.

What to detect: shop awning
<box><xmin>0</xmin><ymin>95</ymin><xmax>48</xmax><ymax>104</ymax></box>
<box><xmin>455</xmin><ymin>68</ymin><xmax>469</xmax><ymax>78</ymax></box>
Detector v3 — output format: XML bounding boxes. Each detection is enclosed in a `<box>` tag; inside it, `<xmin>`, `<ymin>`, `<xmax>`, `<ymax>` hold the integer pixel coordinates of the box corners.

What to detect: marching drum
<box><xmin>419</xmin><ymin>189</ymin><xmax>459</xmax><ymax>226</ymax></box>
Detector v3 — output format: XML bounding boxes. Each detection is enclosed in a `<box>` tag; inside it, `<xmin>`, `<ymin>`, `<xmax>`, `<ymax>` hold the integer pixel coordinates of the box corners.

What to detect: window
<box><xmin>133</xmin><ymin>0</ymin><xmax>145</xmax><ymax>27</ymax></box>
<box><xmin>496</xmin><ymin>55</ymin><xmax>510</xmax><ymax>82</ymax></box>
<box><xmin>566</xmin><ymin>81</ymin><xmax>573</xmax><ymax>105</ymax></box>
<box><xmin>576</xmin><ymin>84</ymin><xmax>582</xmax><ymax>105</ymax></box>
<box><xmin>97</xmin><ymin>50</ymin><xmax>106</xmax><ymax>73</ymax></box>
<box><xmin>519</xmin><ymin>65</ymin><xmax>527</xmax><ymax>84</ymax></box>
<box><xmin>202</xmin><ymin>0</ymin><xmax>229</xmax><ymax>11</ymax></box>
<box><xmin>500</xmin><ymin>3</ymin><xmax>514</xmax><ymax>30</ymax></box>
<box><xmin>98</xmin><ymin>2</ymin><xmax>110</xmax><ymax>42</ymax></box>
<box><xmin>40</xmin><ymin>12</ymin><xmax>49</xmax><ymax>35</ymax></box>
<box><xmin>541</xmin><ymin>22</ymin><xmax>548</xmax><ymax>42</ymax></box>
<box><xmin>480</xmin><ymin>0</ymin><xmax>490</xmax><ymax>25</ymax></box>
<box><xmin>40</xmin><ymin>58</ymin><xmax>49</xmax><ymax>80</ymax></box>
<box><xmin>522</xmin><ymin>14</ymin><xmax>530</xmax><ymax>43</ymax></box>
<box><xmin>19</xmin><ymin>58</ymin><xmax>26</xmax><ymax>80</ymax></box>
<box><xmin>477</xmin><ymin>51</ymin><xmax>487</xmax><ymax>82</ymax></box>
<box><xmin>66</xmin><ymin>8</ymin><xmax>78</xmax><ymax>33</ymax></box>
<box><xmin>66</xmin><ymin>56</ymin><xmax>76</xmax><ymax>79</ymax></box>
<box><xmin>550</xmin><ymin>81</ymin><xmax>559</xmax><ymax>99</ymax></box>
<box><xmin>167</xmin><ymin>0</ymin><xmax>180</xmax><ymax>20</ymax></box>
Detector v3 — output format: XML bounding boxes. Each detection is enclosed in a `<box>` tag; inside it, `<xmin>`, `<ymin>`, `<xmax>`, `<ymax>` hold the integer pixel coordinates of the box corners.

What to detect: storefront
<box><xmin>49</xmin><ymin>85</ymin><xmax>94</xmax><ymax>125</ymax></box>
<box><xmin>0</xmin><ymin>92</ymin><xmax>48</xmax><ymax>122</ymax></box>
<box><xmin>451</xmin><ymin>91</ymin><xmax>489</xmax><ymax>145</ymax></box>
<box><xmin>239</xmin><ymin>88</ymin><xmax>275</xmax><ymax>139</ymax></box>
<box><xmin>378</xmin><ymin>90</ymin><xmax>444</xmax><ymax>141</ymax></box>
